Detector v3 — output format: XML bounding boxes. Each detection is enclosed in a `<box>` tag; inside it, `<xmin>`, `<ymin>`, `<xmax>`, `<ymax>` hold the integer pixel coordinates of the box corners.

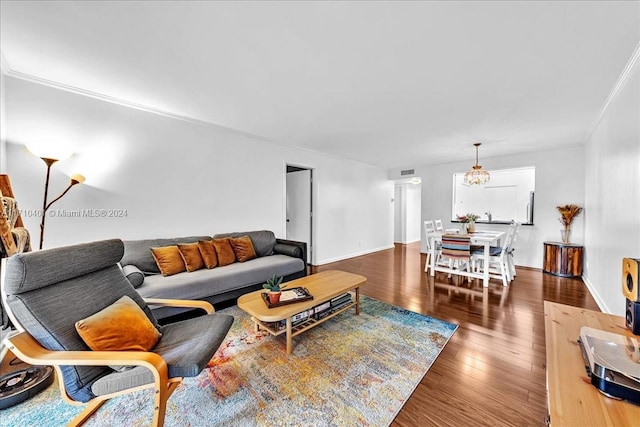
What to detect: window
<box><xmin>452</xmin><ymin>166</ymin><xmax>535</xmax><ymax>224</ymax></box>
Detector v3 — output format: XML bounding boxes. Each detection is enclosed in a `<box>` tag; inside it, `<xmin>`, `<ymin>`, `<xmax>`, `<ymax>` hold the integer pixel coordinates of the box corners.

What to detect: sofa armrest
<box><xmin>275</xmin><ymin>238</ymin><xmax>307</xmax><ymax>269</ymax></box>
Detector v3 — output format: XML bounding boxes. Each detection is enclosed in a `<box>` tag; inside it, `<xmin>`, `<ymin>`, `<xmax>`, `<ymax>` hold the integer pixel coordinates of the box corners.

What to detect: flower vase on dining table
<box><xmin>467</xmin><ymin>221</ymin><xmax>476</xmax><ymax>233</ymax></box>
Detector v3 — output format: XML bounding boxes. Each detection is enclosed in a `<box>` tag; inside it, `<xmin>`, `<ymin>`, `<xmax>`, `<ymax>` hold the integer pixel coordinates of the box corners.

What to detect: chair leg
<box><xmin>500</xmin><ymin>259</ymin><xmax>508</xmax><ymax>287</ymax></box>
<box><xmin>69</xmin><ymin>398</ymin><xmax>107</xmax><ymax>427</ymax></box>
<box><xmin>152</xmin><ymin>381</ymin><xmax>180</xmax><ymax>427</ymax></box>
<box><xmin>424</xmin><ymin>252</ymin><xmax>431</xmax><ymax>272</ymax></box>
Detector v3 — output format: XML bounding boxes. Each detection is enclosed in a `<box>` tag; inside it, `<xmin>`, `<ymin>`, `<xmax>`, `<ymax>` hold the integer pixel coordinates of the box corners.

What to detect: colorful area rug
<box><xmin>2</xmin><ymin>296</ymin><xmax>457</xmax><ymax>426</ymax></box>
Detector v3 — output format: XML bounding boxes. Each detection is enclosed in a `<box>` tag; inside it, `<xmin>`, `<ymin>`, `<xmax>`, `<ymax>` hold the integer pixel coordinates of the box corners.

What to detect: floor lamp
<box><xmin>37</xmin><ymin>157</ymin><xmax>85</xmax><ymax>249</ymax></box>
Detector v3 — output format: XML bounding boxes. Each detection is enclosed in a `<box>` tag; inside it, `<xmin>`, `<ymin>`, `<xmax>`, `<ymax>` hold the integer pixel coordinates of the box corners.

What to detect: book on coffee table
<box><xmin>262</xmin><ymin>287</ymin><xmax>313</xmax><ymax>308</ymax></box>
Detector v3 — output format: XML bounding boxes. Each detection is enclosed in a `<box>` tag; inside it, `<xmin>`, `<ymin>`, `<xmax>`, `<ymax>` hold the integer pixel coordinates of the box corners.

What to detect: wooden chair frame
<box><xmin>1</xmin><ymin>278</ymin><xmax>215</xmax><ymax>427</ymax></box>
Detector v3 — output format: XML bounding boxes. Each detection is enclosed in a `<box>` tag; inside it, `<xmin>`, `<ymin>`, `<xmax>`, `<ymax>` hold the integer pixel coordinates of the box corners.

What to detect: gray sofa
<box><xmin>120</xmin><ymin>230</ymin><xmax>307</xmax><ymax>319</ymax></box>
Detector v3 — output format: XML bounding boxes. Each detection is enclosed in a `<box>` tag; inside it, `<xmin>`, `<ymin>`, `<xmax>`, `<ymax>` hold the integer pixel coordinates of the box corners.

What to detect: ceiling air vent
<box><xmin>400</xmin><ymin>169</ymin><xmax>415</xmax><ymax>176</ymax></box>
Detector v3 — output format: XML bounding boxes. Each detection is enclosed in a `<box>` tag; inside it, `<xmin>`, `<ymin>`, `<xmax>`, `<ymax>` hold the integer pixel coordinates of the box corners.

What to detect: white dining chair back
<box><xmin>424</xmin><ymin>220</ymin><xmax>435</xmax><ymax>233</ymax></box>
<box><xmin>434</xmin><ymin>219</ymin><xmax>444</xmax><ymax>231</ymax></box>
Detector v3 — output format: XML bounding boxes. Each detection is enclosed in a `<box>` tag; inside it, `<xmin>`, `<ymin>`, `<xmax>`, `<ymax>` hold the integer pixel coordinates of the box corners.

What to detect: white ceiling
<box><xmin>1</xmin><ymin>1</ymin><xmax>639</xmax><ymax>169</ymax></box>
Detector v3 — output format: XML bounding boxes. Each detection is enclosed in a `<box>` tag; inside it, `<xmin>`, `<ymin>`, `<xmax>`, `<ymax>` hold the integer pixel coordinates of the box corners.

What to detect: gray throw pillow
<box><xmin>122</xmin><ymin>265</ymin><xmax>145</xmax><ymax>288</ymax></box>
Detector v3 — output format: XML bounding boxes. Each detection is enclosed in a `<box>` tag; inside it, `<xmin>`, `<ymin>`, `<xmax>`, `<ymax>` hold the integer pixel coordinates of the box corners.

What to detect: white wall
<box><xmin>0</xmin><ymin>53</ymin><xmax>7</xmax><ymax>173</ymax></box>
<box><xmin>389</xmin><ymin>145</ymin><xmax>585</xmax><ymax>269</ymax></box>
<box><xmin>583</xmin><ymin>52</ymin><xmax>640</xmax><ymax>316</ymax></box>
<box><xmin>4</xmin><ymin>76</ymin><xmax>394</xmax><ymax>265</ymax></box>
<box><xmin>405</xmin><ymin>183</ymin><xmax>421</xmax><ymax>243</ymax></box>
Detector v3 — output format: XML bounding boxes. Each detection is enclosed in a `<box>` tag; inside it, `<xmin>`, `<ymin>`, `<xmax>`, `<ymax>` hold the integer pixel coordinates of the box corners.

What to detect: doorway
<box><xmin>285</xmin><ymin>165</ymin><xmax>313</xmax><ymax>264</ymax></box>
<box><xmin>393</xmin><ymin>178</ymin><xmax>422</xmax><ymax>244</ymax></box>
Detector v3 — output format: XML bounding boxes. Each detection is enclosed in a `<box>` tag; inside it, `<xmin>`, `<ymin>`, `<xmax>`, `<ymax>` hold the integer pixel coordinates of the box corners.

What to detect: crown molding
<box><xmin>3</xmin><ymin>68</ymin><xmax>279</xmax><ymax>144</ymax></box>
<box><xmin>584</xmin><ymin>42</ymin><xmax>640</xmax><ymax>142</ymax></box>
<box><xmin>2</xmin><ymin>66</ymin><xmax>383</xmax><ymax>170</ymax></box>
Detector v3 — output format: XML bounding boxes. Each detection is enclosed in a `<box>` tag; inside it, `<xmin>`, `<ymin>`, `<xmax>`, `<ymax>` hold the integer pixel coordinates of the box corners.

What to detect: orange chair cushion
<box><xmin>75</xmin><ymin>295</ymin><xmax>162</xmax><ymax>352</ymax></box>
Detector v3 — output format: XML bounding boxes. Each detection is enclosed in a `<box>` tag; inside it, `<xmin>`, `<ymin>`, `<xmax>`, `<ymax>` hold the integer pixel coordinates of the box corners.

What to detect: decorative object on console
<box><xmin>556</xmin><ymin>204</ymin><xmax>582</xmax><ymax>244</ymax></box>
<box><xmin>29</xmin><ymin>148</ymin><xmax>85</xmax><ymax>249</ymax></box>
<box><xmin>463</xmin><ymin>142</ymin><xmax>490</xmax><ymax>185</ymax></box>
<box><xmin>263</xmin><ymin>274</ymin><xmax>286</xmax><ymax>304</ymax></box>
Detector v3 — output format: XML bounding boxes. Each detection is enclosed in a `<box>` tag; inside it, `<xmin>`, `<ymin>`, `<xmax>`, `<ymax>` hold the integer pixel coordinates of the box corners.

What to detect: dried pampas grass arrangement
<box><xmin>557</xmin><ymin>204</ymin><xmax>583</xmax><ymax>228</ymax></box>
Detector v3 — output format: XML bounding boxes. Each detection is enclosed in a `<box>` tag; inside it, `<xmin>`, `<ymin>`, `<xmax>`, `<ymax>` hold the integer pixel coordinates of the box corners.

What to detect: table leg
<box><xmin>286</xmin><ymin>317</ymin><xmax>292</xmax><ymax>354</ymax></box>
<box><xmin>355</xmin><ymin>287</ymin><xmax>360</xmax><ymax>315</ymax></box>
<box><xmin>483</xmin><ymin>243</ymin><xmax>490</xmax><ymax>287</ymax></box>
<box><xmin>430</xmin><ymin>237</ymin><xmax>436</xmax><ymax>276</ymax></box>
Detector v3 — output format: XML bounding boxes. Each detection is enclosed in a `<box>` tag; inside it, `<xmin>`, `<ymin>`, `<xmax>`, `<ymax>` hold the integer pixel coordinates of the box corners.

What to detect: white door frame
<box><xmin>284</xmin><ymin>162</ymin><xmax>315</xmax><ymax>265</ymax></box>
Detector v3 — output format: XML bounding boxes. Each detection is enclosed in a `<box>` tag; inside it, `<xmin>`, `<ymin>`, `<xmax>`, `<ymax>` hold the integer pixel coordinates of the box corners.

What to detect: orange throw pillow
<box><xmin>230</xmin><ymin>236</ymin><xmax>257</xmax><ymax>262</ymax></box>
<box><xmin>75</xmin><ymin>295</ymin><xmax>162</xmax><ymax>352</ymax></box>
<box><xmin>177</xmin><ymin>243</ymin><xmax>205</xmax><ymax>272</ymax></box>
<box><xmin>213</xmin><ymin>238</ymin><xmax>236</xmax><ymax>266</ymax></box>
<box><xmin>197</xmin><ymin>240</ymin><xmax>218</xmax><ymax>269</ymax></box>
<box><xmin>150</xmin><ymin>246</ymin><xmax>186</xmax><ymax>276</ymax></box>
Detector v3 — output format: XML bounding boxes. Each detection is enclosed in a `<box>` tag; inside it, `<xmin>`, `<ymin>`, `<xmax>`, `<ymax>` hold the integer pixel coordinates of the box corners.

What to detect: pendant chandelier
<box><xmin>464</xmin><ymin>143</ymin><xmax>490</xmax><ymax>185</ymax></box>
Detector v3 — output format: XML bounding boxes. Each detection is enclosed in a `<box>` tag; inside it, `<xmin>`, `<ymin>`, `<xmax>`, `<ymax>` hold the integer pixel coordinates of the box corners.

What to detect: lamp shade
<box><xmin>464</xmin><ymin>143</ymin><xmax>490</xmax><ymax>185</ymax></box>
<box><xmin>70</xmin><ymin>174</ymin><xmax>86</xmax><ymax>185</ymax></box>
<box><xmin>26</xmin><ymin>144</ymin><xmax>73</xmax><ymax>162</ymax></box>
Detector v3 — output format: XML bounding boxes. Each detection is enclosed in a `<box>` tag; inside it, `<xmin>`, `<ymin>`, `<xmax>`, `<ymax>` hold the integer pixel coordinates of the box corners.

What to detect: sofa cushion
<box><xmin>151</xmin><ymin>246</ymin><xmax>186</xmax><ymax>276</ymax></box>
<box><xmin>121</xmin><ymin>236</ymin><xmax>211</xmax><ymax>274</ymax></box>
<box><xmin>136</xmin><ymin>255</ymin><xmax>305</xmax><ymax>302</ymax></box>
<box><xmin>213</xmin><ymin>230</ymin><xmax>276</xmax><ymax>257</ymax></box>
<box><xmin>177</xmin><ymin>243</ymin><xmax>205</xmax><ymax>272</ymax></box>
<box><xmin>197</xmin><ymin>240</ymin><xmax>218</xmax><ymax>269</ymax></box>
<box><xmin>213</xmin><ymin>238</ymin><xmax>236</xmax><ymax>267</ymax></box>
<box><xmin>230</xmin><ymin>236</ymin><xmax>257</xmax><ymax>262</ymax></box>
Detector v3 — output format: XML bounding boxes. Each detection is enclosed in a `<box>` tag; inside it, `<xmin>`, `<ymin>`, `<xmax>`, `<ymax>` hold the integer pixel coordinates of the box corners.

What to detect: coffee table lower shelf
<box><xmin>251</xmin><ymin>295</ymin><xmax>359</xmax><ymax>354</ymax></box>
<box><xmin>252</xmin><ymin>299</ymin><xmax>357</xmax><ymax>337</ymax></box>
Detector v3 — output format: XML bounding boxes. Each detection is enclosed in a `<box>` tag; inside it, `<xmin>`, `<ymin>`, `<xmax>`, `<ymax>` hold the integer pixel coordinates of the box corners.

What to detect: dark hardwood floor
<box><xmin>310</xmin><ymin>242</ymin><xmax>599</xmax><ymax>427</ymax></box>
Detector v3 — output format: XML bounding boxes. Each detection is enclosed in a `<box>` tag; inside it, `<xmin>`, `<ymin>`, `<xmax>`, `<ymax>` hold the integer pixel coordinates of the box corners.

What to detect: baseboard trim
<box><xmin>316</xmin><ymin>245</ymin><xmax>395</xmax><ymax>266</ymax></box>
<box><xmin>582</xmin><ymin>274</ymin><xmax>610</xmax><ymax>313</ymax></box>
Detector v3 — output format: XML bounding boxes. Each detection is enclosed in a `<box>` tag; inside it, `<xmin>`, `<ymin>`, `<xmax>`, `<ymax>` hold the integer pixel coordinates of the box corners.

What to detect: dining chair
<box><xmin>434</xmin><ymin>219</ymin><xmax>444</xmax><ymax>231</ymax></box>
<box><xmin>470</xmin><ymin>223</ymin><xmax>517</xmax><ymax>286</ymax></box>
<box><xmin>440</xmin><ymin>234</ymin><xmax>471</xmax><ymax>279</ymax></box>
<box><xmin>423</xmin><ymin>220</ymin><xmax>439</xmax><ymax>272</ymax></box>
<box><xmin>1</xmin><ymin>239</ymin><xmax>234</xmax><ymax>427</ymax></box>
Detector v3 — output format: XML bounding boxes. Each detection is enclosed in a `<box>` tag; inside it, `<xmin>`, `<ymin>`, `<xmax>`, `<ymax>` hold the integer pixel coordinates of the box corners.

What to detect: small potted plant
<box><xmin>263</xmin><ymin>274</ymin><xmax>286</xmax><ymax>304</ymax></box>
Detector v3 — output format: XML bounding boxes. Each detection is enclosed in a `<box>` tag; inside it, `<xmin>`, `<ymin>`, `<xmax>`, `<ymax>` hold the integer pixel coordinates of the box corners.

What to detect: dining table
<box><xmin>426</xmin><ymin>229</ymin><xmax>506</xmax><ymax>287</ymax></box>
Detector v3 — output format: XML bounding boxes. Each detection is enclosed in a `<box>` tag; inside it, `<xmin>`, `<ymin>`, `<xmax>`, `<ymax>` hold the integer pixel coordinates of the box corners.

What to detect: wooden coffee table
<box><xmin>237</xmin><ymin>270</ymin><xmax>367</xmax><ymax>354</ymax></box>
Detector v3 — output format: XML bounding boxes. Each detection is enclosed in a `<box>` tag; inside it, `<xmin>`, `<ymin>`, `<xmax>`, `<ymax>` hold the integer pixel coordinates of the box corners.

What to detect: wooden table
<box><xmin>427</xmin><ymin>230</ymin><xmax>506</xmax><ymax>287</ymax></box>
<box><xmin>237</xmin><ymin>270</ymin><xmax>367</xmax><ymax>354</ymax></box>
<box><xmin>543</xmin><ymin>242</ymin><xmax>584</xmax><ymax>277</ymax></box>
<box><xmin>544</xmin><ymin>301</ymin><xmax>640</xmax><ymax>426</ymax></box>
